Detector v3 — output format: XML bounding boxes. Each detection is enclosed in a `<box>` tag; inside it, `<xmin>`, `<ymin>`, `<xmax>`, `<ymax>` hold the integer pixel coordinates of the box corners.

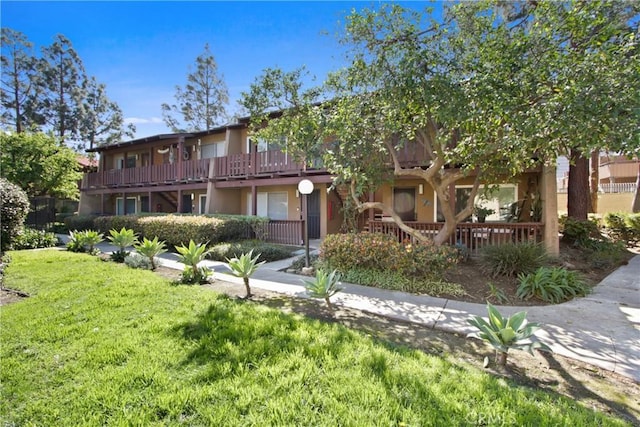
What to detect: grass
<box><xmin>0</xmin><ymin>250</ymin><xmax>631</xmax><ymax>426</ymax></box>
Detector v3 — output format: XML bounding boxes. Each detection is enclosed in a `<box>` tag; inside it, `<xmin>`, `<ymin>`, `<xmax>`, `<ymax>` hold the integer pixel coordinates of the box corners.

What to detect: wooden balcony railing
<box><xmin>251</xmin><ymin>220</ymin><xmax>303</xmax><ymax>246</ymax></box>
<box><xmin>213</xmin><ymin>151</ymin><xmax>306</xmax><ymax>178</ymax></box>
<box><xmin>368</xmin><ymin>220</ymin><xmax>544</xmax><ymax>255</ymax></box>
<box><xmin>82</xmin><ymin>159</ymin><xmax>210</xmax><ymax>189</ymax></box>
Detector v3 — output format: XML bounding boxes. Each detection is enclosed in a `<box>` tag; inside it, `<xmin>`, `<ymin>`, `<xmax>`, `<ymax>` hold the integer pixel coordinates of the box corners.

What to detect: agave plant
<box><xmin>107</xmin><ymin>227</ymin><xmax>138</xmax><ymax>262</ymax></box>
<box><xmin>226</xmin><ymin>250</ymin><xmax>265</xmax><ymax>298</ymax></box>
<box><xmin>68</xmin><ymin>230</ymin><xmax>103</xmax><ymax>255</ymax></box>
<box><xmin>134</xmin><ymin>236</ymin><xmax>167</xmax><ymax>271</ymax></box>
<box><xmin>303</xmin><ymin>269</ymin><xmax>343</xmax><ymax>310</ymax></box>
<box><xmin>175</xmin><ymin>240</ymin><xmax>211</xmax><ymax>284</ymax></box>
<box><xmin>467</xmin><ymin>302</ymin><xmax>551</xmax><ymax>366</ymax></box>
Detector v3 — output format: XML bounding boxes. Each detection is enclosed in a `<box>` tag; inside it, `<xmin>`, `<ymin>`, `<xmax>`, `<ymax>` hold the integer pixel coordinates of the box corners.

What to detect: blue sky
<box><xmin>2</xmin><ymin>1</ymin><xmax>433</xmax><ymax>138</ymax></box>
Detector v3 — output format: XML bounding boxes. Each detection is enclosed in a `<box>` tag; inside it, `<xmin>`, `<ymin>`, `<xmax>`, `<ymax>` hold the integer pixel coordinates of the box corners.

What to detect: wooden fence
<box><xmin>368</xmin><ymin>220</ymin><xmax>544</xmax><ymax>255</ymax></box>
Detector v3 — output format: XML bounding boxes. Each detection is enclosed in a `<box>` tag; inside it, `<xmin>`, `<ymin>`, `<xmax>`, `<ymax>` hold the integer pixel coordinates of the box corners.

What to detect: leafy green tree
<box><xmin>0</xmin><ymin>132</ymin><xmax>81</xmax><ymax>199</ymax></box>
<box><xmin>1</xmin><ymin>28</ymin><xmax>38</xmax><ymax>133</ymax></box>
<box><xmin>161</xmin><ymin>43</ymin><xmax>228</xmax><ymax>132</ymax></box>
<box><xmin>243</xmin><ymin>1</ymin><xmax>639</xmax><ymax>244</ymax></box>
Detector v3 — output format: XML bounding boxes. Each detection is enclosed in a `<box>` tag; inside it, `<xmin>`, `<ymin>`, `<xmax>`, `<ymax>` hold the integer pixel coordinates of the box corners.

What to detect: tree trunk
<box><xmin>567</xmin><ymin>148</ymin><xmax>591</xmax><ymax>220</ymax></box>
<box><xmin>633</xmin><ymin>162</ymin><xmax>640</xmax><ymax>213</ymax></box>
<box><xmin>496</xmin><ymin>351</ymin><xmax>508</xmax><ymax>366</ymax></box>
<box><xmin>590</xmin><ymin>150</ymin><xmax>599</xmax><ymax>213</ymax></box>
<box><xmin>243</xmin><ymin>277</ymin><xmax>252</xmax><ymax>298</ymax></box>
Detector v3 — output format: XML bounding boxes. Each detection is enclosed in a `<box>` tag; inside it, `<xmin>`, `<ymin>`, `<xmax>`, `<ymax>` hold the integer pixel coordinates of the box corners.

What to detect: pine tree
<box><xmin>161</xmin><ymin>43</ymin><xmax>228</xmax><ymax>132</ymax></box>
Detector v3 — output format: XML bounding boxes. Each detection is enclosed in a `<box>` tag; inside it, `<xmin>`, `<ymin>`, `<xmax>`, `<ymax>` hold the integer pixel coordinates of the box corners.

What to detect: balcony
<box><xmin>82</xmin><ymin>159</ymin><xmax>210</xmax><ymax>189</ymax></box>
<box><xmin>82</xmin><ymin>148</ymin><xmax>433</xmax><ymax>189</ymax></box>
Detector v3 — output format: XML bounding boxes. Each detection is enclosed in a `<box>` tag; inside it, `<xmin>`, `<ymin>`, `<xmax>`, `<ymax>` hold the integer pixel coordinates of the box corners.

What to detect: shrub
<box><xmin>480</xmin><ymin>242</ymin><xmax>548</xmax><ymax>278</ymax></box>
<box><xmin>64</xmin><ymin>215</ymin><xmax>98</xmax><ymax>232</ymax></box>
<box><xmin>559</xmin><ymin>215</ymin><xmax>601</xmax><ymax>247</ymax></box>
<box><xmin>124</xmin><ymin>253</ymin><xmax>153</xmax><ymax>270</ymax></box>
<box><xmin>138</xmin><ymin>215</ymin><xmax>228</xmax><ymax>247</ymax></box>
<box><xmin>46</xmin><ymin>222</ymin><xmax>68</xmax><ymax>234</ymax></box>
<box><xmin>0</xmin><ymin>178</ymin><xmax>30</xmax><ymax>253</ymax></box>
<box><xmin>468</xmin><ymin>303</ymin><xmax>551</xmax><ymax>366</ymax></box>
<box><xmin>11</xmin><ymin>228</ymin><xmax>59</xmax><ymax>250</ymax></box>
<box><xmin>320</xmin><ymin>233</ymin><xmax>459</xmax><ymax>279</ymax></box>
<box><xmin>290</xmin><ymin>254</ymin><xmax>321</xmax><ymax>271</ymax></box>
<box><xmin>517</xmin><ymin>267</ymin><xmax>590</xmax><ymax>303</ymax></box>
<box><xmin>209</xmin><ymin>240</ymin><xmax>293</xmax><ymax>263</ymax></box>
<box><xmin>604</xmin><ymin>212</ymin><xmax>640</xmax><ymax>246</ymax></box>
<box><xmin>94</xmin><ymin>215</ymin><xmax>142</xmax><ymax>235</ymax></box>
<box><xmin>339</xmin><ymin>266</ymin><xmax>466</xmax><ymax>297</ymax></box>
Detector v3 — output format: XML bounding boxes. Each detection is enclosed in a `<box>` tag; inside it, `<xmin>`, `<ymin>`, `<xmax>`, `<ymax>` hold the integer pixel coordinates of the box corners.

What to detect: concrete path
<box><xmin>67</xmin><ymin>236</ymin><xmax>640</xmax><ymax>383</ymax></box>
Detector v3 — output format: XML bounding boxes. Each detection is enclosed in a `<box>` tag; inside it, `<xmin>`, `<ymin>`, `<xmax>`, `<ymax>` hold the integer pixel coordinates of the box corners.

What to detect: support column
<box><xmin>251</xmin><ymin>185</ymin><xmax>257</xmax><ymax>216</ymax></box>
<box><xmin>541</xmin><ymin>164</ymin><xmax>559</xmax><ymax>256</ymax></box>
<box><xmin>177</xmin><ymin>189</ymin><xmax>183</xmax><ymax>213</ymax></box>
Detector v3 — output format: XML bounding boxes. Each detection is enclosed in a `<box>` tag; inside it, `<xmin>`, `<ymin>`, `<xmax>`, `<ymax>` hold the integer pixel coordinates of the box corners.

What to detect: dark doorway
<box><xmin>307</xmin><ymin>190</ymin><xmax>321</xmax><ymax>239</ymax></box>
<box><xmin>181</xmin><ymin>194</ymin><xmax>192</xmax><ymax>213</ymax></box>
<box><xmin>393</xmin><ymin>188</ymin><xmax>416</xmax><ymax>221</ymax></box>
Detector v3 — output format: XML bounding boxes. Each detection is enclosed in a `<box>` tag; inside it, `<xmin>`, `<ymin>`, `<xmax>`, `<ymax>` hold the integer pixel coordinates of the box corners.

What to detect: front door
<box><xmin>307</xmin><ymin>190</ymin><xmax>321</xmax><ymax>239</ymax></box>
<box><xmin>181</xmin><ymin>194</ymin><xmax>192</xmax><ymax>213</ymax></box>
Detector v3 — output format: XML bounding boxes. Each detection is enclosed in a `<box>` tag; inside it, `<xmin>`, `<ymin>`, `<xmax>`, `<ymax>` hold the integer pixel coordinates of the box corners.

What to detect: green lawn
<box><xmin>0</xmin><ymin>250</ymin><xmax>630</xmax><ymax>426</ymax></box>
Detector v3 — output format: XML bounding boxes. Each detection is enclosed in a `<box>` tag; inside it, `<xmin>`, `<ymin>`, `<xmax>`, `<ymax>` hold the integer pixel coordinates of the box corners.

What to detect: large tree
<box><xmin>0</xmin><ymin>132</ymin><xmax>82</xmax><ymax>199</ymax></box>
<box><xmin>79</xmin><ymin>76</ymin><xmax>135</xmax><ymax>150</ymax></box>
<box><xmin>161</xmin><ymin>44</ymin><xmax>229</xmax><ymax>132</ymax></box>
<box><xmin>1</xmin><ymin>30</ymin><xmax>133</xmax><ymax>151</ymax></box>
<box><xmin>0</xmin><ymin>28</ymin><xmax>38</xmax><ymax>133</ymax></box>
<box><xmin>35</xmin><ymin>34</ymin><xmax>87</xmax><ymax>142</ymax></box>
<box><xmin>242</xmin><ymin>1</ymin><xmax>639</xmax><ymax>243</ymax></box>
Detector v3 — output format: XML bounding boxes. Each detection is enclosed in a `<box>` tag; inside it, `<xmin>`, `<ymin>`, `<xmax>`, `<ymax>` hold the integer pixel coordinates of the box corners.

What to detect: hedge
<box><xmin>64</xmin><ymin>213</ymin><xmax>270</xmax><ymax>247</ymax></box>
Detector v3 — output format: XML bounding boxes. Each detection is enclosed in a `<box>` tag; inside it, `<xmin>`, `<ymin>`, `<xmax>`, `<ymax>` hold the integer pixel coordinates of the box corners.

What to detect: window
<box><xmin>393</xmin><ymin>188</ymin><xmax>416</xmax><ymax>221</ymax></box>
<box><xmin>435</xmin><ymin>184</ymin><xmax>517</xmax><ymax>222</ymax></box>
<box><xmin>248</xmin><ymin>137</ymin><xmax>283</xmax><ymax>153</ymax></box>
<box><xmin>246</xmin><ymin>192</ymin><xmax>288</xmax><ymax>220</ymax></box>
<box><xmin>201</xmin><ymin>142</ymin><xmax>225</xmax><ymax>158</ymax></box>
<box><xmin>116</xmin><ymin>197</ymin><xmax>137</xmax><ymax>215</ymax></box>
<box><xmin>199</xmin><ymin>195</ymin><xmax>207</xmax><ymax>214</ymax></box>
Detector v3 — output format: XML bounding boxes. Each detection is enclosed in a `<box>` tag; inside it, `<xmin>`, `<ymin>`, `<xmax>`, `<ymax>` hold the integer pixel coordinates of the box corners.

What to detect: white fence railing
<box><xmin>558</xmin><ymin>182</ymin><xmax>636</xmax><ymax>194</ymax></box>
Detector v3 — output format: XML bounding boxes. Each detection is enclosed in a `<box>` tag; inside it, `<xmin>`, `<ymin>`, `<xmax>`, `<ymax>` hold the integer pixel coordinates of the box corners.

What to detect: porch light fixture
<box><xmin>298</xmin><ymin>179</ymin><xmax>314</xmax><ymax>268</ymax></box>
<box><xmin>418</xmin><ymin>184</ymin><xmax>424</xmax><ymax>195</ymax></box>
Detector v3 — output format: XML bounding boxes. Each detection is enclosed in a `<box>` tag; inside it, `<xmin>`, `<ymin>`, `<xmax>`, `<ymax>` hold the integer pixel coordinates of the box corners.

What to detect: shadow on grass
<box><xmin>540</xmin><ymin>351</ymin><xmax>639</xmax><ymax>425</ymax></box>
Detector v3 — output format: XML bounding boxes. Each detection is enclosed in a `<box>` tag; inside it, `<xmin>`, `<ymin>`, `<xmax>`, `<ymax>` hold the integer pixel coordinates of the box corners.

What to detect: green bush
<box><xmin>0</xmin><ymin>178</ymin><xmax>30</xmax><ymax>252</ymax></box>
<box><xmin>480</xmin><ymin>242</ymin><xmax>548</xmax><ymax>278</ymax></box>
<box><xmin>64</xmin><ymin>214</ymin><xmax>98</xmax><ymax>232</ymax></box>
<box><xmin>124</xmin><ymin>253</ymin><xmax>153</xmax><ymax>270</ymax></box>
<box><xmin>517</xmin><ymin>267</ymin><xmax>589</xmax><ymax>303</ymax></box>
<box><xmin>46</xmin><ymin>222</ymin><xmax>69</xmax><ymax>234</ymax></box>
<box><xmin>340</xmin><ymin>266</ymin><xmax>467</xmax><ymax>297</ymax></box>
<box><xmin>320</xmin><ymin>233</ymin><xmax>459</xmax><ymax>279</ymax></box>
<box><xmin>209</xmin><ymin>240</ymin><xmax>294</xmax><ymax>263</ymax></box>
<box><xmin>11</xmin><ymin>228</ymin><xmax>59</xmax><ymax>250</ymax></box>
<box><xmin>94</xmin><ymin>215</ymin><xmax>142</xmax><ymax>235</ymax></box>
<box><xmin>559</xmin><ymin>215</ymin><xmax>601</xmax><ymax>246</ymax></box>
<box><xmin>604</xmin><ymin>212</ymin><xmax>640</xmax><ymax>246</ymax></box>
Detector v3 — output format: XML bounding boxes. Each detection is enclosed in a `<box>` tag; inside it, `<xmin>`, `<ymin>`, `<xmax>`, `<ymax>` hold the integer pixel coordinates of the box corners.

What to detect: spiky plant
<box><xmin>134</xmin><ymin>237</ymin><xmax>167</xmax><ymax>271</ymax></box>
<box><xmin>468</xmin><ymin>302</ymin><xmax>551</xmax><ymax>366</ymax></box>
<box><xmin>175</xmin><ymin>240</ymin><xmax>211</xmax><ymax>284</ymax></box>
<box><xmin>107</xmin><ymin>227</ymin><xmax>138</xmax><ymax>262</ymax></box>
<box><xmin>303</xmin><ymin>269</ymin><xmax>343</xmax><ymax>310</ymax></box>
<box><xmin>226</xmin><ymin>250</ymin><xmax>265</xmax><ymax>298</ymax></box>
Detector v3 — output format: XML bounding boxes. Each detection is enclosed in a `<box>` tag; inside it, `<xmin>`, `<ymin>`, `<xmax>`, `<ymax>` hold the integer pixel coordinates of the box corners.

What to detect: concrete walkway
<box><xmin>72</xmin><ymin>237</ymin><xmax>640</xmax><ymax>383</ymax></box>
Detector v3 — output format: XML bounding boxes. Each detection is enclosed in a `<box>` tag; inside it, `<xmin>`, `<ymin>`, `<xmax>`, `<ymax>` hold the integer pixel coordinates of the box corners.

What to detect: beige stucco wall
<box><xmin>557</xmin><ymin>192</ymin><xmax>635</xmax><ymax>215</ymax></box>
